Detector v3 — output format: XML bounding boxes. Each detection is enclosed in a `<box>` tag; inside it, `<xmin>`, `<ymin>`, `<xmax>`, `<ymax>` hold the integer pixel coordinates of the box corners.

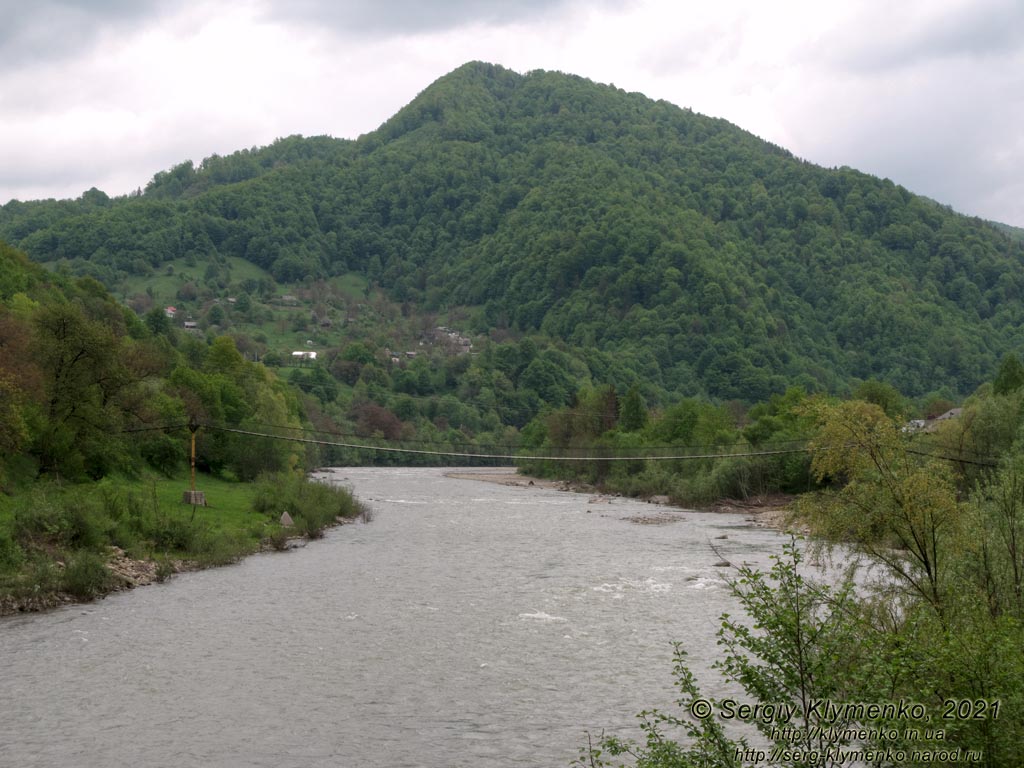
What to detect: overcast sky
<box><xmin>2</xmin><ymin>0</ymin><xmax>1022</xmax><ymax>226</ymax></box>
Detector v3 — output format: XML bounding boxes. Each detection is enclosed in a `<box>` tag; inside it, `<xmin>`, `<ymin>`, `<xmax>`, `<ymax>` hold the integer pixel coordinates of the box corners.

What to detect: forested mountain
<box><xmin>0</xmin><ymin>240</ymin><xmax>374</xmax><ymax>611</ymax></box>
<box><xmin>3</xmin><ymin>61</ymin><xmax>1024</xmax><ymax>401</ymax></box>
<box><xmin>0</xmin><ymin>241</ymin><xmax>307</xmax><ymax>487</ymax></box>
<box><xmin>7</xmin><ymin>63</ymin><xmax>1024</xmax><ymax>757</ymax></box>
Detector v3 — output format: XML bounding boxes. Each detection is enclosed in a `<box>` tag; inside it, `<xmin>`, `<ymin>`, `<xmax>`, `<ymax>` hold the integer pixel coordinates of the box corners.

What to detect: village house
<box><xmin>905</xmin><ymin>407</ymin><xmax>963</xmax><ymax>434</ymax></box>
<box><xmin>420</xmin><ymin>326</ymin><xmax>474</xmax><ymax>355</ymax></box>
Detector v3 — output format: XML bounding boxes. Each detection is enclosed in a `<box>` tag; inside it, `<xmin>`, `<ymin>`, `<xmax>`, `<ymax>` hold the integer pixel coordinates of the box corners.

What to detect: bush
<box><xmin>265</xmin><ymin>526</ymin><xmax>291</xmax><ymax>551</ymax></box>
<box><xmin>11</xmin><ymin>490</ymin><xmax>64</xmax><ymax>546</ymax></box>
<box><xmin>61</xmin><ymin>497</ymin><xmax>113</xmax><ymax>550</ymax></box>
<box><xmin>22</xmin><ymin>555</ymin><xmax>61</xmax><ymax>597</ymax></box>
<box><xmin>11</xmin><ymin>487</ymin><xmax>112</xmax><ymax>551</ymax></box>
<box><xmin>253</xmin><ymin>472</ymin><xmax>361</xmax><ymax>539</ymax></box>
<box><xmin>189</xmin><ymin>527</ymin><xmax>244</xmax><ymax>566</ymax></box>
<box><xmin>98</xmin><ymin>484</ymin><xmax>200</xmax><ymax>554</ymax></box>
<box><xmin>154</xmin><ymin>560</ymin><xmax>175</xmax><ymax>583</ymax></box>
<box><xmin>62</xmin><ymin>551</ymin><xmax>112</xmax><ymax>599</ymax></box>
<box><xmin>150</xmin><ymin>513</ymin><xmax>199</xmax><ymax>551</ymax></box>
<box><xmin>576</xmin><ymin>542</ymin><xmax>893</xmax><ymax>767</ymax></box>
<box><xmin>0</xmin><ymin>527</ymin><xmax>24</xmax><ymax>574</ymax></box>
<box><xmin>139</xmin><ymin>434</ymin><xmax>183</xmax><ymax>477</ymax></box>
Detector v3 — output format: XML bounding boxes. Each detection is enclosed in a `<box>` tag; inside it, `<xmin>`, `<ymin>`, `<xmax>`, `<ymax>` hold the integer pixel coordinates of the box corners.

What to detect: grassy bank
<box><xmin>0</xmin><ymin>470</ymin><xmax>366</xmax><ymax>615</ymax></box>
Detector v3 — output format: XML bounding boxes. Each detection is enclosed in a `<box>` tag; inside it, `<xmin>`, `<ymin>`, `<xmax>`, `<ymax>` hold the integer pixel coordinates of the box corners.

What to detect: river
<box><xmin>0</xmin><ymin>467</ymin><xmax>791</xmax><ymax>767</ymax></box>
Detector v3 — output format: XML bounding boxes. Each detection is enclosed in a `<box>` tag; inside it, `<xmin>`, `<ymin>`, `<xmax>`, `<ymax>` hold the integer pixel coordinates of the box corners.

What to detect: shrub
<box><xmin>576</xmin><ymin>543</ymin><xmax>886</xmax><ymax>767</ymax></box>
<box><xmin>139</xmin><ymin>434</ymin><xmax>182</xmax><ymax>477</ymax></box>
<box><xmin>60</xmin><ymin>497</ymin><xmax>113</xmax><ymax>550</ymax></box>
<box><xmin>265</xmin><ymin>526</ymin><xmax>291</xmax><ymax>551</ymax></box>
<box><xmin>22</xmin><ymin>555</ymin><xmax>61</xmax><ymax>597</ymax></box>
<box><xmin>154</xmin><ymin>560</ymin><xmax>175</xmax><ymax>583</ymax></box>
<box><xmin>150</xmin><ymin>513</ymin><xmax>198</xmax><ymax>552</ymax></box>
<box><xmin>0</xmin><ymin>527</ymin><xmax>24</xmax><ymax>573</ymax></box>
<box><xmin>189</xmin><ymin>527</ymin><xmax>244</xmax><ymax>566</ymax></box>
<box><xmin>11</xmin><ymin>487</ymin><xmax>112</xmax><ymax>551</ymax></box>
<box><xmin>62</xmin><ymin>551</ymin><xmax>112</xmax><ymax>599</ymax></box>
<box><xmin>253</xmin><ymin>472</ymin><xmax>362</xmax><ymax>540</ymax></box>
<box><xmin>11</xmin><ymin>490</ymin><xmax>65</xmax><ymax>546</ymax></box>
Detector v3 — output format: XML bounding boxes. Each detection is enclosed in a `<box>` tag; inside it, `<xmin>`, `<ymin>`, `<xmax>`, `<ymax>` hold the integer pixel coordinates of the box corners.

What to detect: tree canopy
<box><xmin>3</xmin><ymin>62</ymin><xmax>1023</xmax><ymax>402</ymax></box>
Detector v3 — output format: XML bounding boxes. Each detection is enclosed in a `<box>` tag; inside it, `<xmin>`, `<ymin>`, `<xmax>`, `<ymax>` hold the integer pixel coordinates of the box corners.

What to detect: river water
<box><xmin>0</xmin><ymin>468</ymin><xmax>791</xmax><ymax>767</ymax></box>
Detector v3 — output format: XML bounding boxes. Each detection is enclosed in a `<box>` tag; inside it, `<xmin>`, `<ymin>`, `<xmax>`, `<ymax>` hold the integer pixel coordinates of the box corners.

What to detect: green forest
<box><xmin>576</xmin><ymin>391</ymin><xmax>1024</xmax><ymax>768</ymax></box>
<box><xmin>2</xmin><ymin>60</ymin><xmax>1024</xmax><ymax>764</ymax></box>
<box><xmin>0</xmin><ymin>241</ymin><xmax>362</xmax><ymax>612</ymax></box>
<box><xmin>3</xmin><ymin>61</ymin><xmax>1024</xmax><ymax>408</ymax></box>
<box><xmin>4</xmin><ymin>61</ymin><xmax>1024</xmax><ymax>570</ymax></box>
<box><xmin>4</xmin><ymin>61</ymin><xmax>1024</xmax><ymax>504</ymax></box>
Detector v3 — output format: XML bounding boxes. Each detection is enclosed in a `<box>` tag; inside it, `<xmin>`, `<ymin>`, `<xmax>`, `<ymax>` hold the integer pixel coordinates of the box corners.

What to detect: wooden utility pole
<box><xmin>183</xmin><ymin>419</ymin><xmax>206</xmax><ymax>507</ymax></box>
<box><xmin>190</xmin><ymin>419</ymin><xmax>197</xmax><ymax>493</ymax></box>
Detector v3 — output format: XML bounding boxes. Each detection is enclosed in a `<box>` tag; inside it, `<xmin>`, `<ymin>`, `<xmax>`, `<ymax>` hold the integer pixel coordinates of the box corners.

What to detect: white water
<box><xmin>0</xmin><ymin>468</ymin><xmax>790</xmax><ymax>767</ymax></box>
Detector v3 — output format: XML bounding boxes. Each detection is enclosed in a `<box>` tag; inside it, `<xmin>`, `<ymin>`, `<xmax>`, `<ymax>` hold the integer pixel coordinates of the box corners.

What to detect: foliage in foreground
<box><xmin>579</xmin><ymin>404</ymin><xmax>1024</xmax><ymax>767</ymax></box>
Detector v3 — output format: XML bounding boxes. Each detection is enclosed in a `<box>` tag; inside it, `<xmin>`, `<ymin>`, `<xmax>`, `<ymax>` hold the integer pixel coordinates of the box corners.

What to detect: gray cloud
<box><xmin>0</xmin><ymin>0</ymin><xmax>170</xmax><ymax>65</ymax></box>
<box><xmin>828</xmin><ymin>0</ymin><xmax>1024</xmax><ymax>72</ymax></box>
<box><xmin>263</xmin><ymin>0</ymin><xmax>611</xmax><ymax>36</ymax></box>
<box><xmin>759</xmin><ymin>0</ymin><xmax>1024</xmax><ymax>225</ymax></box>
<box><xmin>0</xmin><ymin>0</ymin><xmax>1021</xmax><ymax>228</ymax></box>
<box><xmin>786</xmin><ymin>55</ymin><xmax>1024</xmax><ymax>226</ymax></box>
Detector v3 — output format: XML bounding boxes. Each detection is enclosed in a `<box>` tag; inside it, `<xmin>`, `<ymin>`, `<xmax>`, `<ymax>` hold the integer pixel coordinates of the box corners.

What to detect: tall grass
<box><xmin>252</xmin><ymin>472</ymin><xmax>364</xmax><ymax>539</ymax></box>
<box><xmin>62</xmin><ymin>551</ymin><xmax>113</xmax><ymax>599</ymax></box>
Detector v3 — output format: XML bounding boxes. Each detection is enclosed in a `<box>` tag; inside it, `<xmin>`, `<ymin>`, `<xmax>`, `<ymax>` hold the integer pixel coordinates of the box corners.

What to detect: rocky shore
<box><xmin>0</xmin><ymin>523</ymin><xmax>357</xmax><ymax>618</ymax></box>
<box><xmin>0</xmin><ymin>548</ymin><xmax>192</xmax><ymax>618</ymax></box>
<box><xmin>444</xmin><ymin>467</ymin><xmax>801</xmax><ymax>532</ymax></box>
<box><xmin>442</xmin><ymin>468</ymin><xmax>568</xmax><ymax>489</ymax></box>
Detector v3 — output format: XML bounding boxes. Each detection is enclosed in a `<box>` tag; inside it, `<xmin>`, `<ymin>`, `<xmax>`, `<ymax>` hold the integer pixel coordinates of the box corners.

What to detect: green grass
<box><xmin>329</xmin><ymin>272</ymin><xmax>369</xmax><ymax>299</ymax></box>
<box><xmin>0</xmin><ymin>469</ymin><xmax>362</xmax><ymax>612</ymax></box>
<box><xmin>113</xmin><ymin>252</ymin><xmax>465</xmax><ymax>364</ymax></box>
<box><xmin>222</xmin><ymin>255</ymin><xmax>273</xmax><ymax>282</ymax></box>
<box><xmin>119</xmin><ymin>255</ymin><xmax>275</xmax><ymax>306</ymax></box>
<box><xmin>146</xmin><ymin>471</ymin><xmax>263</xmax><ymax>542</ymax></box>
<box><xmin>113</xmin><ymin>251</ymin><xmax>485</xmax><ymax>371</ymax></box>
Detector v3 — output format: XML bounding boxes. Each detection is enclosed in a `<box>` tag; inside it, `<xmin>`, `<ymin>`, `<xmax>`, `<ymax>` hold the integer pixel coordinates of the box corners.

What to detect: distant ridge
<box><xmin>3</xmin><ymin>61</ymin><xmax>1024</xmax><ymax>400</ymax></box>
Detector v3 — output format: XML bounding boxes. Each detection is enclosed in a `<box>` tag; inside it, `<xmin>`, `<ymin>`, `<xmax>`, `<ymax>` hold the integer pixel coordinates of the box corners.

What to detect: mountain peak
<box><xmin>374</xmin><ymin>61</ymin><xmax>522</xmax><ymax>143</ymax></box>
<box><xmin>4</xmin><ymin>63</ymin><xmax>1024</xmax><ymax>400</ymax></box>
